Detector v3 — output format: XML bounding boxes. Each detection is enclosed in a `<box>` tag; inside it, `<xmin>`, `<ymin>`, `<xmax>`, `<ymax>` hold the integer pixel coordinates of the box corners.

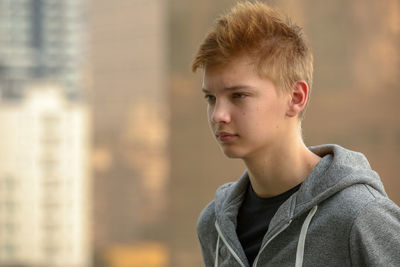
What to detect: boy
<box><xmin>191</xmin><ymin>2</ymin><xmax>400</xmax><ymax>267</ymax></box>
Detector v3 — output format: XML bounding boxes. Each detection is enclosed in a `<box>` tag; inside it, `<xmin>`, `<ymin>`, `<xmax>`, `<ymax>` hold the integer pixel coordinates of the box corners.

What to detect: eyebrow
<box><xmin>201</xmin><ymin>85</ymin><xmax>254</xmax><ymax>93</ymax></box>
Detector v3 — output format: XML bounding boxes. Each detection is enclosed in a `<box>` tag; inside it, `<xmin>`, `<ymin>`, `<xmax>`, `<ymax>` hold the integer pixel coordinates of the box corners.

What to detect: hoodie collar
<box><xmin>214</xmin><ymin>144</ymin><xmax>386</xmax><ymax>229</ymax></box>
<box><xmin>295</xmin><ymin>144</ymin><xmax>386</xmax><ymax>211</ymax></box>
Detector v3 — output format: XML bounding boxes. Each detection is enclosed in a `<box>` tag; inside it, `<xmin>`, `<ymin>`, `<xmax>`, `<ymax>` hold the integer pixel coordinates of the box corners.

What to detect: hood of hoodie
<box><xmin>213</xmin><ymin>144</ymin><xmax>386</xmax><ymax>256</ymax></box>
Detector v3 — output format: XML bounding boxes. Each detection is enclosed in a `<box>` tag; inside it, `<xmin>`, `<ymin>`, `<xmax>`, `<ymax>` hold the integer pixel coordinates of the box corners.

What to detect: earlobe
<box><xmin>286</xmin><ymin>81</ymin><xmax>309</xmax><ymax>117</ymax></box>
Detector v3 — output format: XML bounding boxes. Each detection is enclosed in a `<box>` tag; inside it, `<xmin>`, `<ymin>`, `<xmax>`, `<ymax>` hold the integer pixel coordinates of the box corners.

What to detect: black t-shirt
<box><xmin>236</xmin><ymin>182</ymin><xmax>301</xmax><ymax>265</ymax></box>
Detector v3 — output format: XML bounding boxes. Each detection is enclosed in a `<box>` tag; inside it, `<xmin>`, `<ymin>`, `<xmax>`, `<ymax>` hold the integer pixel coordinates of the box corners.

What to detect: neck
<box><xmin>243</xmin><ymin>129</ymin><xmax>321</xmax><ymax>198</ymax></box>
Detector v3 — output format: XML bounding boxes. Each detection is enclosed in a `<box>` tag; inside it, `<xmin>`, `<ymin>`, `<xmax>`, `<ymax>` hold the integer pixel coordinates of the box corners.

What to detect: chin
<box><xmin>220</xmin><ymin>147</ymin><xmax>246</xmax><ymax>159</ymax></box>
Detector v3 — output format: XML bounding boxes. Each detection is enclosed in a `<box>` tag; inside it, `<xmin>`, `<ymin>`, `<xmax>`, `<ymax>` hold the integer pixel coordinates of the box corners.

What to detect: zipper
<box><xmin>252</xmin><ymin>220</ymin><xmax>293</xmax><ymax>267</ymax></box>
<box><xmin>215</xmin><ymin>221</ymin><xmax>246</xmax><ymax>267</ymax></box>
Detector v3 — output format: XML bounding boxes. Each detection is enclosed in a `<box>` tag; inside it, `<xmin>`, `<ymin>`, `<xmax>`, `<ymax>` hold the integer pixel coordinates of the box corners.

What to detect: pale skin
<box><xmin>202</xmin><ymin>54</ymin><xmax>321</xmax><ymax>198</ymax></box>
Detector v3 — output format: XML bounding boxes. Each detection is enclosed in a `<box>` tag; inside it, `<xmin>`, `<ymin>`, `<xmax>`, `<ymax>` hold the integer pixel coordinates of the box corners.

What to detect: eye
<box><xmin>232</xmin><ymin>92</ymin><xmax>246</xmax><ymax>99</ymax></box>
<box><xmin>204</xmin><ymin>94</ymin><xmax>216</xmax><ymax>103</ymax></box>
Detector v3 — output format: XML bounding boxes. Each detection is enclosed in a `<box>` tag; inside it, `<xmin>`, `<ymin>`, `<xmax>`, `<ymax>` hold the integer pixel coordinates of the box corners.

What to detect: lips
<box><xmin>215</xmin><ymin>131</ymin><xmax>238</xmax><ymax>142</ymax></box>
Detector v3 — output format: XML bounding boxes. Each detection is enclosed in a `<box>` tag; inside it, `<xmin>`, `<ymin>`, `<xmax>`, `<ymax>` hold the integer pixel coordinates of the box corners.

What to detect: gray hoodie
<box><xmin>197</xmin><ymin>144</ymin><xmax>400</xmax><ymax>266</ymax></box>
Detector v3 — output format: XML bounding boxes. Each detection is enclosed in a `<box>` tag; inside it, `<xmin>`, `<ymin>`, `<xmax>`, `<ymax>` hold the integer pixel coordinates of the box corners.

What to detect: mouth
<box><xmin>215</xmin><ymin>131</ymin><xmax>238</xmax><ymax>142</ymax></box>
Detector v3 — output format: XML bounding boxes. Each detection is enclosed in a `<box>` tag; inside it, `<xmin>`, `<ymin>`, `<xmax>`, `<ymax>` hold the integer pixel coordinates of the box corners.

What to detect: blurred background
<box><xmin>0</xmin><ymin>0</ymin><xmax>399</xmax><ymax>266</ymax></box>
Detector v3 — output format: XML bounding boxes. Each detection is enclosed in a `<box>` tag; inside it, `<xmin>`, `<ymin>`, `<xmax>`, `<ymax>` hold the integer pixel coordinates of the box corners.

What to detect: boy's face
<box><xmin>202</xmin><ymin>54</ymin><xmax>292</xmax><ymax>159</ymax></box>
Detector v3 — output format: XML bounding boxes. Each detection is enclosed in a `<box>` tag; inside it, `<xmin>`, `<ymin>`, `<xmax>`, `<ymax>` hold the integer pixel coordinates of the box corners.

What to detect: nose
<box><xmin>209</xmin><ymin>100</ymin><xmax>231</xmax><ymax>124</ymax></box>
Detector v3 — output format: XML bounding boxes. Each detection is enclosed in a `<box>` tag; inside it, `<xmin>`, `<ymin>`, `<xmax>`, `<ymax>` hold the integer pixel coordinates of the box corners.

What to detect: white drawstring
<box><xmin>214</xmin><ymin>221</ymin><xmax>246</xmax><ymax>267</ymax></box>
<box><xmin>295</xmin><ymin>205</ymin><xmax>318</xmax><ymax>267</ymax></box>
<box><xmin>215</xmin><ymin>235</ymin><xmax>220</xmax><ymax>267</ymax></box>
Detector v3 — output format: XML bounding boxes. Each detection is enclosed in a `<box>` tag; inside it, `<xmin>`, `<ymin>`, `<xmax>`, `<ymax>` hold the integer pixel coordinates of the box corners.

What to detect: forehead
<box><xmin>202</xmin><ymin>56</ymin><xmax>259</xmax><ymax>90</ymax></box>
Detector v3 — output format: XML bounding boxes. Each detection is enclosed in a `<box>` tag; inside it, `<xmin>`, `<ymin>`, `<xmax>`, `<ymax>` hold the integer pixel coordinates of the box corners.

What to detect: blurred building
<box><xmin>90</xmin><ymin>0</ymin><xmax>169</xmax><ymax>266</ymax></box>
<box><xmin>0</xmin><ymin>0</ymin><xmax>91</xmax><ymax>266</ymax></box>
<box><xmin>0</xmin><ymin>0</ymin><xmax>88</xmax><ymax>100</ymax></box>
<box><xmin>0</xmin><ymin>85</ymin><xmax>91</xmax><ymax>267</ymax></box>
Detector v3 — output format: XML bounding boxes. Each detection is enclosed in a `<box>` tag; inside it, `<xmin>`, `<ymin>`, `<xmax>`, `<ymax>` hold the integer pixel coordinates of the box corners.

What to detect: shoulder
<box><xmin>348</xmin><ymin>191</ymin><xmax>400</xmax><ymax>265</ymax></box>
<box><xmin>197</xmin><ymin>178</ymin><xmax>247</xmax><ymax>236</ymax></box>
<box><xmin>196</xmin><ymin>199</ymin><xmax>218</xmax><ymax>254</ymax></box>
<box><xmin>196</xmin><ymin>182</ymin><xmax>237</xmax><ymax>235</ymax></box>
<box><xmin>351</xmin><ymin>194</ymin><xmax>400</xmax><ymax>231</ymax></box>
<box><xmin>197</xmin><ymin>200</ymin><xmax>216</xmax><ymax>232</ymax></box>
<box><xmin>337</xmin><ymin>182</ymin><xmax>400</xmax><ymax>227</ymax></box>
<box><xmin>317</xmin><ymin>183</ymin><xmax>397</xmax><ymax>230</ymax></box>
<box><xmin>327</xmin><ymin>183</ymin><xmax>400</xmax><ymax>232</ymax></box>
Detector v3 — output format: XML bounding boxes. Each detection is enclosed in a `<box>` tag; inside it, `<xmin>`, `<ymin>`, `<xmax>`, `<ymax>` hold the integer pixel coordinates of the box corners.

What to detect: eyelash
<box><xmin>204</xmin><ymin>95</ymin><xmax>216</xmax><ymax>102</ymax></box>
<box><xmin>232</xmin><ymin>93</ymin><xmax>246</xmax><ymax>98</ymax></box>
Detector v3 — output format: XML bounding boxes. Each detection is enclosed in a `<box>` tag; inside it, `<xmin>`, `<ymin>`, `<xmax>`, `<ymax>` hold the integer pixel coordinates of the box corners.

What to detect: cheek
<box><xmin>207</xmin><ymin>107</ymin><xmax>214</xmax><ymax>125</ymax></box>
<box><xmin>241</xmin><ymin>104</ymin><xmax>278</xmax><ymax>130</ymax></box>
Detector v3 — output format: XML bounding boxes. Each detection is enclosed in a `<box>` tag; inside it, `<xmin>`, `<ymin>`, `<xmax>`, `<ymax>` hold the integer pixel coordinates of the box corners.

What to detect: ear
<box><xmin>286</xmin><ymin>81</ymin><xmax>309</xmax><ymax>118</ymax></box>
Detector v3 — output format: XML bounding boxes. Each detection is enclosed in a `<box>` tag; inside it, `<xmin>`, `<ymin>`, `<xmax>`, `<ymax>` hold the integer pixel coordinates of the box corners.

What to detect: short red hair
<box><xmin>192</xmin><ymin>1</ymin><xmax>313</xmax><ymax>118</ymax></box>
